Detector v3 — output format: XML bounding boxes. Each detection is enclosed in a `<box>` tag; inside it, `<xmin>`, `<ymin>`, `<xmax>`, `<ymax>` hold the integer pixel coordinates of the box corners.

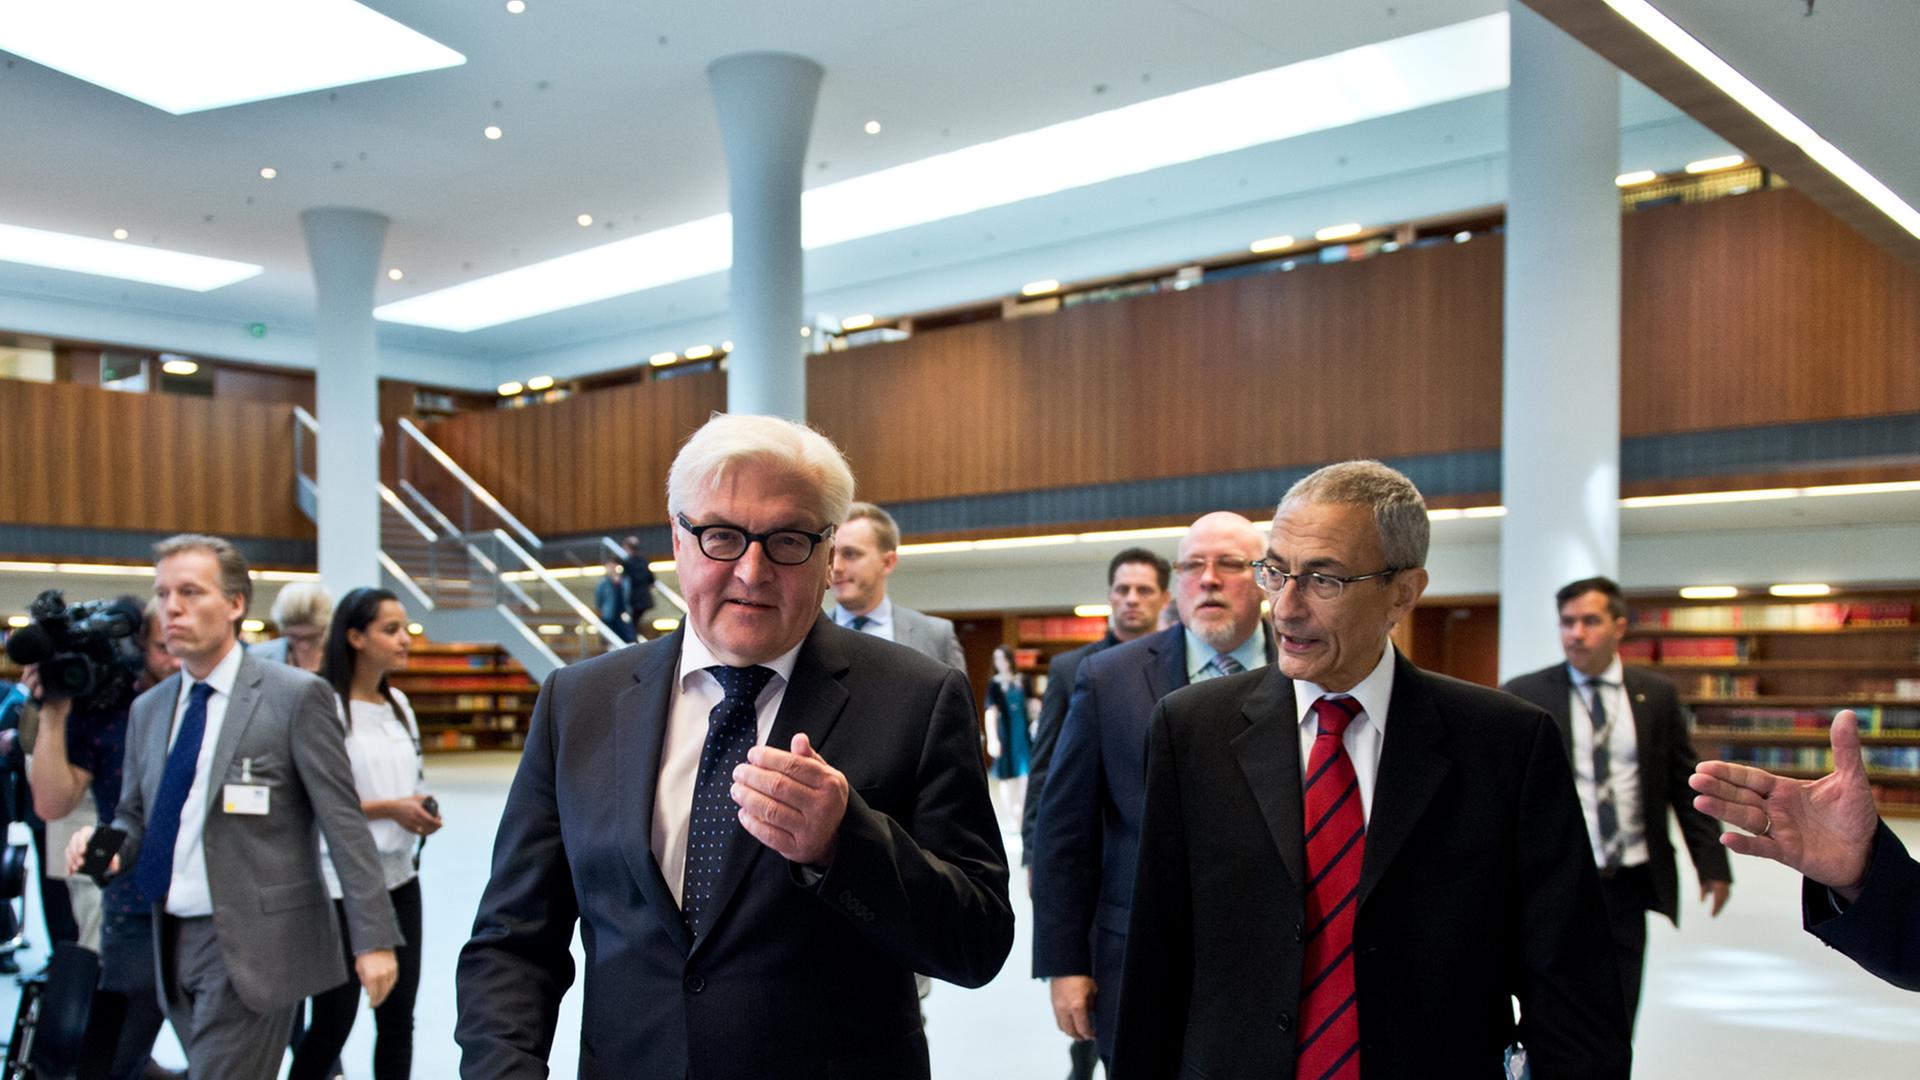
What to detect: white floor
<box><xmin>9</xmin><ymin>753</ymin><xmax>1919</xmax><ymax>1078</ymax></box>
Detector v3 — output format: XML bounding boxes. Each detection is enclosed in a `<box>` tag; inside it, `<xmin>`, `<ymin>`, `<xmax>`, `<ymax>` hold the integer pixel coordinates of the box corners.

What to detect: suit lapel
<box><xmin>694</xmin><ymin>618</ymin><xmax>850</xmax><ymax>955</ymax></box>
<box><xmin>1622</xmin><ymin>668</ymin><xmax>1662</xmax><ymax>820</ymax></box>
<box><xmin>141</xmin><ymin>674</ymin><xmax>182</xmax><ymax>806</ymax></box>
<box><xmin>1143</xmin><ymin>627</ymin><xmax>1188</xmax><ymax>702</ymax></box>
<box><xmin>1230</xmin><ymin>669</ymin><xmax>1305</xmax><ymax>891</ymax></box>
<box><xmin>1545</xmin><ymin>664</ymin><xmax>1576</xmax><ymax>755</ymax></box>
<box><xmin>1356</xmin><ymin>653</ymin><xmax>1452</xmax><ymax>909</ymax></box>
<box><xmin>613</xmin><ymin>631</ymin><xmax>690</xmax><ymax>952</ymax></box>
<box><xmin>202</xmin><ymin>652</ymin><xmax>264</xmax><ymax>814</ymax></box>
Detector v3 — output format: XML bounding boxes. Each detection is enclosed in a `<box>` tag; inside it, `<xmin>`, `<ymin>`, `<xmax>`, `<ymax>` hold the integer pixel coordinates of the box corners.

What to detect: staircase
<box><xmin>294</xmin><ymin>409</ymin><xmax>676</xmax><ymax>680</ymax></box>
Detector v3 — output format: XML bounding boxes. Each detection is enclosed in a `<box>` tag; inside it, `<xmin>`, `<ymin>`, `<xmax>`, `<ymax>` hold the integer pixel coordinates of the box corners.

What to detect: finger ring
<box><xmin>1760</xmin><ymin>814</ymin><xmax>1773</xmax><ymax>837</ymax></box>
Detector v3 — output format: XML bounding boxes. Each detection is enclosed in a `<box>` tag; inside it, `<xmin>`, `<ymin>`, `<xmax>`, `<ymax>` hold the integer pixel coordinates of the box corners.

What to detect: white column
<box><xmin>302</xmin><ymin>207</ymin><xmax>388</xmax><ymax>596</ymax></box>
<box><xmin>708</xmin><ymin>52</ymin><xmax>824</xmax><ymax>420</ymax></box>
<box><xmin>1498</xmin><ymin>2</ymin><xmax>1623</xmax><ymax>680</ymax></box>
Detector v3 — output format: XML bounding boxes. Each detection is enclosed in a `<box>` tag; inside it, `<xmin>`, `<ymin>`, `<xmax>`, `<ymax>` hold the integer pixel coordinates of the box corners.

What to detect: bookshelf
<box><xmin>393</xmin><ymin>642</ymin><xmax>538</xmax><ymax>752</ymax></box>
<box><xmin>1628</xmin><ymin>590</ymin><xmax>1920</xmax><ymax>817</ymax></box>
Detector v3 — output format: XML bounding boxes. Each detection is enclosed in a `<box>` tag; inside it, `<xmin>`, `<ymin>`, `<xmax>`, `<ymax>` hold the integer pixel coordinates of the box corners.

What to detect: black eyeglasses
<box><xmin>676</xmin><ymin>513</ymin><xmax>833</xmax><ymax>566</ymax></box>
<box><xmin>1251</xmin><ymin>559</ymin><xmax>1399</xmax><ymax>601</ymax></box>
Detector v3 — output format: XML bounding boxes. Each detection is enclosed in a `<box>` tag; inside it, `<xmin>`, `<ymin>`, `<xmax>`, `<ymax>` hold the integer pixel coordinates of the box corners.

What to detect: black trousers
<box><xmin>1597</xmin><ymin>864</ymin><xmax>1654</xmax><ymax>1033</ymax></box>
<box><xmin>98</xmin><ymin>909</ymin><xmax>169</xmax><ymax>1080</ymax></box>
<box><xmin>287</xmin><ymin>877</ymin><xmax>423</xmax><ymax>1080</ymax></box>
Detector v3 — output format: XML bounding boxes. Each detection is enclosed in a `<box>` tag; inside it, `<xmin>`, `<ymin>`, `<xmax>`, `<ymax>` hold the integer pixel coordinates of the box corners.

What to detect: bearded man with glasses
<box><xmin>456</xmin><ymin>413</ymin><xmax>1013</xmax><ymax>1080</ymax></box>
<box><xmin>1112</xmin><ymin>460</ymin><xmax>1628</xmax><ymax>1080</ymax></box>
<box><xmin>1032</xmin><ymin>510</ymin><xmax>1272</xmax><ymax>1073</ymax></box>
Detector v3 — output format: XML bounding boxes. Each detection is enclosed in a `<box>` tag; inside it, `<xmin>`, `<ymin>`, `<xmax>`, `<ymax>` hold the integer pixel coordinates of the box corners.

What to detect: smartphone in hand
<box><xmin>79</xmin><ymin>826</ymin><xmax>126</xmax><ymax>884</ymax></box>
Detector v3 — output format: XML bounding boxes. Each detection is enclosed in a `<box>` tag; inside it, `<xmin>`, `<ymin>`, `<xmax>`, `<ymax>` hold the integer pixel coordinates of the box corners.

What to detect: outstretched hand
<box><xmin>732</xmin><ymin>733</ymin><xmax>849</xmax><ymax>866</ymax></box>
<box><xmin>1689</xmin><ymin>709</ymin><xmax>1880</xmax><ymax>900</ymax></box>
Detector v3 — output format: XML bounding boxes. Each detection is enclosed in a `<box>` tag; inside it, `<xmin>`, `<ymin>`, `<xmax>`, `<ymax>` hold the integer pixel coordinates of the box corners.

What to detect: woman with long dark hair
<box><xmin>288</xmin><ymin>587</ymin><xmax>441</xmax><ymax>1080</ymax></box>
<box><xmin>984</xmin><ymin>643</ymin><xmax>1034</xmax><ymax>823</ymax></box>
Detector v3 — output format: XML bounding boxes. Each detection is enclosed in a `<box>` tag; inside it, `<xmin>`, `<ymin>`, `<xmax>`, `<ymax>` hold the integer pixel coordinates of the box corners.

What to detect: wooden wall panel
<box><xmin>809</xmin><ymin>238</ymin><xmax>1506</xmax><ymax>504</ymax></box>
<box><xmin>0</xmin><ymin>380</ymin><xmax>308</xmax><ymax>540</ymax></box>
<box><xmin>427</xmin><ymin>372</ymin><xmax>725</xmax><ymax>535</ymax></box>
<box><xmin>1622</xmin><ymin>188</ymin><xmax>1920</xmax><ymax>436</ymax></box>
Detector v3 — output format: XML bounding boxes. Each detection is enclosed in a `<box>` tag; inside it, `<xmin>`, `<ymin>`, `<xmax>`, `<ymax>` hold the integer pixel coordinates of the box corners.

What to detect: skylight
<box><xmin>0</xmin><ymin>0</ymin><xmax>465</xmax><ymax>115</ymax></box>
<box><xmin>375</xmin><ymin>13</ymin><xmax>1511</xmax><ymax>333</ymax></box>
<box><xmin>0</xmin><ymin>223</ymin><xmax>262</xmax><ymax>291</ymax></box>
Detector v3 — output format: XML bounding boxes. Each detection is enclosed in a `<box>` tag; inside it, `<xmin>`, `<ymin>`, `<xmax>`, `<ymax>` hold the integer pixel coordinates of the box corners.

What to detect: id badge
<box><xmin>223</xmin><ymin>784</ymin><xmax>270</xmax><ymax>815</ymax></box>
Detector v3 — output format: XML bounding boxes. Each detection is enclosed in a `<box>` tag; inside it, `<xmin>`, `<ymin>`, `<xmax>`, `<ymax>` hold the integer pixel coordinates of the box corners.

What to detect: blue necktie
<box><xmin>847</xmin><ymin>614</ymin><xmax>871</xmax><ymax>632</ymax></box>
<box><xmin>681</xmin><ymin>664</ymin><xmax>775</xmax><ymax>938</ymax></box>
<box><xmin>134</xmin><ymin>682</ymin><xmax>215</xmax><ymax>904</ymax></box>
<box><xmin>1198</xmin><ymin>653</ymin><xmax>1245</xmax><ymax>681</ymax></box>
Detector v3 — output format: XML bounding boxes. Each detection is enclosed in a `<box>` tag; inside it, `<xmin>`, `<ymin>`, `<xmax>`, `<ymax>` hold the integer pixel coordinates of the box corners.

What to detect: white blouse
<box><xmin>320</xmin><ymin>687</ymin><xmax>427</xmax><ymax>898</ymax></box>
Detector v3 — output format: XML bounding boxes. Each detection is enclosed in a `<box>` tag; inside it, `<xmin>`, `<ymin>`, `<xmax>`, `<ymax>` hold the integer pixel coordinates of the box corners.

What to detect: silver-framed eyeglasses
<box><xmin>676</xmin><ymin>513</ymin><xmax>833</xmax><ymax>566</ymax></box>
<box><xmin>1251</xmin><ymin>559</ymin><xmax>1400</xmax><ymax>601</ymax></box>
<box><xmin>1171</xmin><ymin>556</ymin><xmax>1254</xmax><ymax>577</ymax></box>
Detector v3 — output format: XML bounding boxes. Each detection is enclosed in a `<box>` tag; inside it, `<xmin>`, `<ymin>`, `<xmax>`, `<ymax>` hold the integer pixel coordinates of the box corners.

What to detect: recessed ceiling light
<box><xmin>1453</xmin><ymin>230</ymin><xmax>1472</xmax><ymax>243</ymax></box>
<box><xmin>720</xmin><ymin>340</ymin><xmax>734</xmax><ymax>351</ymax></box>
<box><xmin>1614</xmin><ymin>169</ymin><xmax>1657</xmax><ymax>186</ymax></box>
<box><xmin>1679</xmin><ymin>586</ymin><xmax>1740</xmax><ymax>600</ymax></box>
<box><xmin>1769</xmin><ymin>583</ymin><xmax>1832</xmax><ymax>598</ymax></box>
<box><xmin>505</xmin><ymin>0</ymin><xmax>526</xmax><ymax>11</ymax></box>
<box><xmin>6</xmin><ymin>616</ymin><xmax>30</xmax><ymax>629</ymax></box>
<box><xmin>1021</xmin><ymin>279</ymin><xmax>1060</xmax><ymax>297</ymax></box>
<box><xmin>407</xmin><ymin>622</ymin><xmax>425</xmax><ymax>636</ymax></box>
<box><xmin>259</xmin><ymin>166</ymin><xmax>278</xmax><ymax>180</ymax></box>
<box><xmin>376</xmin><ymin>15</ymin><xmax>1510</xmax><ymax>332</ymax></box>
<box><xmin>387</xmin><ymin>267</ymin><xmax>403</xmax><ymax>281</ymax></box>
<box><xmin>111</xmin><ymin>227</ymin><xmax>129</xmax><ymax>241</ymax></box>
<box><xmin>1684</xmin><ymin>154</ymin><xmax>1745</xmax><ymax>174</ymax></box>
<box><xmin>160</xmin><ymin>358</ymin><xmax>200</xmax><ymax>376</ymax></box>
<box><xmin>1249</xmin><ymin>234</ymin><xmax>1294</xmax><ymax>254</ymax></box>
<box><xmin>798</xmin><ymin>326</ymin><xmax>812</xmax><ymax>337</ymax></box>
<box><xmin>240</xmin><ymin>618</ymin><xmax>266</xmax><ymax>633</ymax></box>
<box><xmin>864</xmin><ymin>120</ymin><xmax>882</xmax><ymax>135</ymax></box>
<box><xmin>683</xmin><ymin>344</ymin><xmax>715</xmax><ymax>360</ymax></box>
<box><xmin>0</xmin><ymin>1</ymin><xmax>465</xmax><ymax>115</ymax></box>
<box><xmin>497</xmin><ymin>380</ymin><xmax>523</xmax><ymax>396</ymax></box>
<box><xmin>484</xmin><ymin>125</ymin><xmax>503</xmax><ymax>140</ymax></box>
<box><xmin>840</xmin><ymin>314</ymin><xmax>875</xmax><ymax>331</ymax></box>
<box><xmin>0</xmin><ymin>221</ymin><xmax>262</xmax><ymax>291</ymax></box>
<box><xmin>652</xmin><ymin>617</ymin><xmax>680</xmax><ymax>632</ymax></box>
<box><xmin>648</xmin><ymin>351</ymin><xmax>678</xmax><ymax>366</ymax></box>
<box><xmin>1315</xmin><ymin>223</ymin><xmax>1364</xmax><ymax>242</ymax></box>
<box><xmin>576</xmin><ymin>213</ymin><xmax>593</xmax><ymax>227</ymax></box>
<box><xmin>525</xmin><ymin>375</ymin><xmax>555</xmax><ymax>391</ymax></box>
<box><xmin>1602</xmin><ymin>0</ymin><xmax>1918</xmax><ymax>240</ymax></box>
<box><xmin>1073</xmin><ymin>604</ymin><xmax>1113</xmax><ymax>619</ymax></box>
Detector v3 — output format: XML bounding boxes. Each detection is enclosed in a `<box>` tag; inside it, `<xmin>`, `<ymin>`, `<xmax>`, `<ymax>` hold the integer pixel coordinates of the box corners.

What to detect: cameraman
<box><xmin>31</xmin><ymin>598</ymin><xmax>182</xmax><ymax>1080</ymax></box>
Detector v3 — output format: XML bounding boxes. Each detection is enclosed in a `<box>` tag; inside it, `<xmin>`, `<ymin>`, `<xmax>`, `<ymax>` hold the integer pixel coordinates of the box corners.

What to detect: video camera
<box><xmin>3</xmin><ymin>590</ymin><xmax>145</xmax><ymax>714</ymax></box>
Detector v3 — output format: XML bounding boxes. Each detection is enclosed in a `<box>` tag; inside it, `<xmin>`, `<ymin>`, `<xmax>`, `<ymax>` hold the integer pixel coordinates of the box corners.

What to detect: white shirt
<box><xmin>1568</xmin><ymin>659</ymin><xmax>1649</xmax><ymax>868</ymax></box>
<box><xmin>832</xmin><ymin>596</ymin><xmax>895</xmax><ymax>642</ymax></box>
<box><xmin>651</xmin><ymin>629</ymin><xmax>803</xmax><ymax>908</ymax></box>
<box><xmin>163</xmin><ymin>641</ymin><xmax>243</xmax><ymax>918</ymax></box>
<box><xmin>321</xmin><ymin>689</ymin><xmax>426</xmax><ymax>897</ymax></box>
<box><xmin>1292</xmin><ymin>645</ymin><xmax>1397</xmax><ymax>824</ymax></box>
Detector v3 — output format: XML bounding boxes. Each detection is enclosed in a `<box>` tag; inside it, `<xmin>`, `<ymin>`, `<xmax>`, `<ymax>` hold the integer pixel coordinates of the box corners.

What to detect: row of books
<box><xmin>1631</xmin><ymin>601</ymin><xmax>1913</xmax><ymax>631</ymax></box>
<box><xmin>1017</xmin><ymin>615</ymin><xmax>1107</xmax><ymax>642</ymax></box>
<box><xmin>1677</xmin><ymin>673</ymin><xmax>1761</xmax><ymax>699</ymax></box>
<box><xmin>429</xmin><ymin>729</ymin><xmax>527</xmax><ymax>751</ymax></box>
<box><xmin>1693</xmin><ymin>706</ymin><xmax>1920</xmax><ymax>732</ymax></box>
<box><xmin>1619</xmin><ymin>637</ymin><xmax>1752</xmax><ymax>664</ymax></box>
<box><xmin>1717</xmin><ymin>746</ymin><xmax>1920</xmax><ymax>772</ymax></box>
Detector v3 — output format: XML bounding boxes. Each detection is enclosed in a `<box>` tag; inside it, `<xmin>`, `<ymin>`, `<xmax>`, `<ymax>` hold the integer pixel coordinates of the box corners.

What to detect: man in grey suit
<box><xmin>829</xmin><ymin>501</ymin><xmax>966</xmax><ymax>671</ymax></box>
<box><xmin>68</xmin><ymin>534</ymin><xmax>401</xmax><ymax>1080</ymax></box>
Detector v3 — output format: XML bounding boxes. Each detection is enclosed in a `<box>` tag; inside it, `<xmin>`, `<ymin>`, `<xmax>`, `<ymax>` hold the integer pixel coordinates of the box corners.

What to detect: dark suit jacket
<box><xmin>1113</xmin><ymin>652</ymin><xmax>1629</xmax><ymax>1080</ymax></box>
<box><xmin>1034</xmin><ymin>625</ymin><xmax>1267</xmax><ymax>1060</ymax></box>
<box><xmin>1804</xmin><ymin>820</ymin><xmax>1920</xmax><ymax>990</ymax></box>
<box><xmin>1020</xmin><ymin>631</ymin><xmax>1120</xmax><ymax>866</ymax></box>
<box><xmin>454</xmin><ymin>617</ymin><xmax>1014</xmax><ymax>1080</ymax></box>
<box><xmin>1503</xmin><ymin>663</ymin><xmax>1731</xmax><ymax>923</ymax></box>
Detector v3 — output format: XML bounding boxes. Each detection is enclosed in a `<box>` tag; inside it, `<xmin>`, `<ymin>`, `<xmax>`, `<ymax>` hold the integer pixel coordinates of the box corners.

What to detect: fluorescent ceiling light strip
<box><xmin>379</xmin><ymin>14</ymin><xmax>1511</xmax><ymax>332</ymax></box>
<box><xmin>1602</xmin><ymin>0</ymin><xmax>1920</xmax><ymax>240</ymax></box>
<box><xmin>0</xmin><ymin>223</ymin><xmax>261</xmax><ymax>291</ymax></box>
<box><xmin>0</xmin><ymin>0</ymin><xmax>464</xmax><ymax>115</ymax></box>
<box><xmin>1803</xmin><ymin>480</ymin><xmax>1920</xmax><ymax>497</ymax></box>
<box><xmin>1620</xmin><ymin>488</ymin><xmax>1800</xmax><ymax>508</ymax></box>
<box><xmin>1073</xmin><ymin>604</ymin><xmax>1113</xmax><ymax>619</ymax></box>
<box><xmin>973</xmin><ymin>534</ymin><xmax>1078</xmax><ymax>550</ymax></box>
<box><xmin>1679</xmin><ymin>586</ymin><xmax>1740</xmax><ymax>600</ymax></box>
<box><xmin>896</xmin><ymin>541</ymin><xmax>978</xmax><ymax>556</ymax></box>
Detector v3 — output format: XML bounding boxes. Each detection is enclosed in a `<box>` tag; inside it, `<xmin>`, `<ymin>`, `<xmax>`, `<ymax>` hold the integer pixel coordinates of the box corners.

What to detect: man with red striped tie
<box><xmin>1112</xmin><ymin>460</ymin><xmax>1629</xmax><ymax>1079</ymax></box>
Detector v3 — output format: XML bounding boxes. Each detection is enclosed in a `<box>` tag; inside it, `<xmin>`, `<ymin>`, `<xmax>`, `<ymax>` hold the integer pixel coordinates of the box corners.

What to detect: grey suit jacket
<box><xmin>114</xmin><ymin>648</ymin><xmax>402</xmax><ymax>1013</ymax></box>
<box><xmin>892</xmin><ymin>605</ymin><xmax>966</xmax><ymax>672</ymax></box>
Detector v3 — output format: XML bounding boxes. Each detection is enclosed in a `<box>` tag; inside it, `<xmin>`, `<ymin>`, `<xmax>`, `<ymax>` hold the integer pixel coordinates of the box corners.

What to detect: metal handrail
<box><xmin>378</xmin><ymin>552</ymin><xmax>435</xmax><ymax>612</ymax></box>
<box><xmin>398</xmin><ymin>417</ymin><xmax>542</xmax><ymax>550</ymax></box>
<box><xmin>493</xmin><ymin>530</ymin><xmax>625</xmax><ymax>649</ymax></box>
<box><xmin>378</xmin><ymin>485</ymin><xmax>437</xmax><ymax>543</ymax></box>
<box><xmin>495</xmin><ymin>604</ymin><xmax>563</xmax><ymax>671</ymax></box>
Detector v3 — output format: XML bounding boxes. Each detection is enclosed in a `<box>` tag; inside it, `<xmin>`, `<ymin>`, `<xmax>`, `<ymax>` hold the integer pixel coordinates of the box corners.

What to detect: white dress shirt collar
<box><xmin>176</xmin><ymin>638</ymin><xmax>243</xmax><ymax>717</ymax></box>
<box><xmin>1571</xmin><ymin>655</ymin><xmax>1626</xmax><ymax>690</ymax></box>
<box><xmin>1183</xmin><ymin>626</ymin><xmax>1267</xmax><ymax>681</ymax></box>
<box><xmin>833</xmin><ymin>596</ymin><xmax>893</xmax><ymax>638</ymax></box>
<box><xmin>1291</xmin><ymin>643</ymin><xmax>1397</xmax><ymax>732</ymax></box>
<box><xmin>678</xmin><ymin>625</ymin><xmax>803</xmax><ymax>692</ymax></box>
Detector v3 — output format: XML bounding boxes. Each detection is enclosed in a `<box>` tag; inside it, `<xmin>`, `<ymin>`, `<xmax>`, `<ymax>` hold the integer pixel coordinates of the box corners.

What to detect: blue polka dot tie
<box><xmin>682</xmin><ymin>664</ymin><xmax>775</xmax><ymax>938</ymax></box>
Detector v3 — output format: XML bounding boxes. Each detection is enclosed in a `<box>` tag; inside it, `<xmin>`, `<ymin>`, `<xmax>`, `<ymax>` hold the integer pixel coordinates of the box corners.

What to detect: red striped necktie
<box><xmin>1298</xmin><ymin>694</ymin><xmax>1365</xmax><ymax>1080</ymax></box>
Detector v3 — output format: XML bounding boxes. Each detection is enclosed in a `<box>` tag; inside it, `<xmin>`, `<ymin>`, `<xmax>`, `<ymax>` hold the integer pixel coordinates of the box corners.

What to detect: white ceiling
<box><xmin>0</xmin><ymin>0</ymin><xmax>1903</xmax><ymax>391</ymax></box>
